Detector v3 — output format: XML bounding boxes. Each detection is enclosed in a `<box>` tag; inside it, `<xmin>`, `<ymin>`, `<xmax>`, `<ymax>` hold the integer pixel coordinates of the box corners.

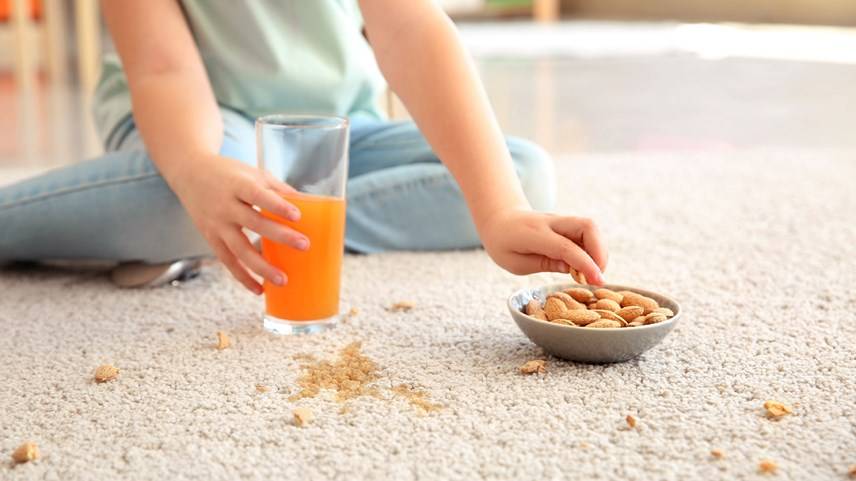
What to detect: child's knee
<box><xmin>507</xmin><ymin>138</ymin><xmax>556</xmax><ymax>212</ymax></box>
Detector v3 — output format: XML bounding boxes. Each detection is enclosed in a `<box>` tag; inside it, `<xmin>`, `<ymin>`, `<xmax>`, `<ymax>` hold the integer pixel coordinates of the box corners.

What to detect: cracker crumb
<box><xmin>94</xmin><ymin>364</ymin><xmax>119</xmax><ymax>383</ymax></box>
<box><xmin>759</xmin><ymin>459</ymin><xmax>778</xmax><ymax>474</ymax></box>
<box><xmin>390</xmin><ymin>384</ymin><xmax>443</xmax><ymax>413</ymax></box>
<box><xmin>625</xmin><ymin>415</ymin><xmax>637</xmax><ymax>428</ymax></box>
<box><xmin>763</xmin><ymin>400</ymin><xmax>792</xmax><ymax>419</ymax></box>
<box><xmin>519</xmin><ymin>359</ymin><xmax>546</xmax><ymax>375</ymax></box>
<box><xmin>216</xmin><ymin>331</ymin><xmax>230</xmax><ymax>350</ymax></box>
<box><xmin>710</xmin><ymin>449</ymin><xmax>724</xmax><ymax>460</ymax></box>
<box><xmin>292</xmin><ymin>353</ymin><xmax>317</xmax><ymax>362</ymax></box>
<box><xmin>293</xmin><ymin>407</ymin><xmax>314</xmax><ymax>427</ymax></box>
<box><xmin>848</xmin><ymin>465</ymin><xmax>856</xmax><ymax>478</ymax></box>
<box><xmin>388</xmin><ymin>301</ymin><xmax>415</xmax><ymax>312</ymax></box>
<box><xmin>342</xmin><ymin>307</ymin><xmax>359</xmax><ymax>323</ymax></box>
<box><xmin>338</xmin><ymin>405</ymin><xmax>351</xmax><ymax>416</ymax></box>
<box><xmin>289</xmin><ymin>342</ymin><xmax>380</xmax><ymax>402</ymax></box>
<box><xmin>11</xmin><ymin>442</ymin><xmax>39</xmax><ymax>464</ymax></box>
<box><xmin>255</xmin><ymin>384</ymin><xmax>269</xmax><ymax>393</ymax></box>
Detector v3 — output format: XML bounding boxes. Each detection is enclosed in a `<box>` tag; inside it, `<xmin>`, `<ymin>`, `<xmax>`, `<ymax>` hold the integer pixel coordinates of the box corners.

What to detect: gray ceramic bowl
<box><xmin>508</xmin><ymin>283</ymin><xmax>681</xmax><ymax>363</ymax></box>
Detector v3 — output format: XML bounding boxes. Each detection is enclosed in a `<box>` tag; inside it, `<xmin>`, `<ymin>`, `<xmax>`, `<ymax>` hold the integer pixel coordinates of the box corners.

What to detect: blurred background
<box><xmin>2</xmin><ymin>0</ymin><xmax>856</xmax><ymax>183</ymax></box>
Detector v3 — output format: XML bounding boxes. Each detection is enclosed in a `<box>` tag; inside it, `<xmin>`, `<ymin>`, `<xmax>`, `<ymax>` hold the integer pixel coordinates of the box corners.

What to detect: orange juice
<box><xmin>261</xmin><ymin>193</ymin><xmax>346</xmax><ymax>321</ymax></box>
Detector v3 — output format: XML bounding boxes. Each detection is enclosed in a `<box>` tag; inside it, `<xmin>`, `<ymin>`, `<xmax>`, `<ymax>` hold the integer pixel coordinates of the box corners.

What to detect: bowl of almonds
<box><xmin>507</xmin><ymin>283</ymin><xmax>681</xmax><ymax>363</ymax></box>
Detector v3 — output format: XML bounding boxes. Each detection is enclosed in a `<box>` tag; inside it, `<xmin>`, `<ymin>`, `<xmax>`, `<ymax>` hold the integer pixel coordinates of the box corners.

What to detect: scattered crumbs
<box><xmin>390</xmin><ymin>384</ymin><xmax>443</xmax><ymax>413</ymax></box>
<box><xmin>387</xmin><ymin>301</ymin><xmax>415</xmax><ymax>312</ymax></box>
<box><xmin>289</xmin><ymin>342</ymin><xmax>379</xmax><ymax>402</ymax></box>
<box><xmin>579</xmin><ymin>442</ymin><xmax>590</xmax><ymax>449</ymax></box>
<box><xmin>519</xmin><ymin>359</ymin><xmax>546</xmax><ymax>375</ymax></box>
<box><xmin>216</xmin><ymin>331</ymin><xmax>230</xmax><ymax>350</ymax></box>
<box><xmin>759</xmin><ymin>459</ymin><xmax>778</xmax><ymax>474</ymax></box>
<box><xmin>342</xmin><ymin>307</ymin><xmax>359</xmax><ymax>323</ymax></box>
<box><xmin>338</xmin><ymin>404</ymin><xmax>351</xmax><ymax>416</ymax></box>
<box><xmin>11</xmin><ymin>442</ymin><xmax>39</xmax><ymax>464</ymax></box>
<box><xmin>625</xmin><ymin>415</ymin><xmax>637</xmax><ymax>428</ymax></box>
<box><xmin>293</xmin><ymin>407</ymin><xmax>314</xmax><ymax>427</ymax></box>
<box><xmin>255</xmin><ymin>384</ymin><xmax>269</xmax><ymax>393</ymax></box>
<box><xmin>710</xmin><ymin>449</ymin><xmax>724</xmax><ymax>460</ymax></box>
<box><xmin>165</xmin><ymin>327</ymin><xmax>175</xmax><ymax>333</ymax></box>
<box><xmin>763</xmin><ymin>400</ymin><xmax>792</xmax><ymax>419</ymax></box>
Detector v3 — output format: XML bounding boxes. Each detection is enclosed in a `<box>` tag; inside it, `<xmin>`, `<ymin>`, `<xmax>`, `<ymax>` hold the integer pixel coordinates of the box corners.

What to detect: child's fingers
<box><xmin>502</xmin><ymin>254</ymin><xmax>568</xmax><ymax>276</ymax></box>
<box><xmin>539</xmin><ymin>232</ymin><xmax>604</xmax><ymax>285</ymax></box>
<box><xmin>211</xmin><ymin>238</ymin><xmax>262</xmax><ymax>295</ymax></box>
<box><xmin>549</xmin><ymin>216</ymin><xmax>608</xmax><ymax>272</ymax></box>
<box><xmin>238</xmin><ymin>183</ymin><xmax>300</xmax><ymax>222</ymax></box>
<box><xmin>222</xmin><ymin>229</ymin><xmax>287</xmax><ymax>286</ymax></box>
<box><xmin>234</xmin><ymin>207</ymin><xmax>310</xmax><ymax>251</ymax></box>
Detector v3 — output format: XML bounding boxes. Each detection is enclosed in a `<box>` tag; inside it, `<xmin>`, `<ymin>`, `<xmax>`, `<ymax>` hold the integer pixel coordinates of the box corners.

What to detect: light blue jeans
<box><xmin>0</xmin><ymin>108</ymin><xmax>555</xmax><ymax>263</ymax></box>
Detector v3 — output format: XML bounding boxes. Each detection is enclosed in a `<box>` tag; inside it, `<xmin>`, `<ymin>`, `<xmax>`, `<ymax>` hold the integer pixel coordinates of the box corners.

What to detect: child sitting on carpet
<box><xmin>0</xmin><ymin>0</ymin><xmax>607</xmax><ymax>291</ymax></box>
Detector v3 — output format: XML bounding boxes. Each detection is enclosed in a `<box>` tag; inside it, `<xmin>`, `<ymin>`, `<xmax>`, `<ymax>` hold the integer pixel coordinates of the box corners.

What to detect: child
<box><xmin>0</xmin><ymin>0</ymin><xmax>607</xmax><ymax>292</ymax></box>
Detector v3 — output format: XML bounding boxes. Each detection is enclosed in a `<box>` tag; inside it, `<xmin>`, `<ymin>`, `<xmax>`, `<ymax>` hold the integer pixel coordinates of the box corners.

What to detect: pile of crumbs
<box><xmin>288</xmin><ymin>342</ymin><xmax>441</xmax><ymax>413</ymax></box>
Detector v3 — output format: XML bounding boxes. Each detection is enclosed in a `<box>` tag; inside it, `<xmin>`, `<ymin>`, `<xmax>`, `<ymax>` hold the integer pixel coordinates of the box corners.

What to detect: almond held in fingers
<box><xmin>546</xmin><ymin>291</ymin><xmax>585</xmax><ymax>310</ymax></box>
<box><xmin>563</xmin><ymin>287</ymin><xmax>594</xmax><ymax>303</ymax></box>
<box><xmin>569</xmin><ymin>267</ymin><xmax>587</xmax><ymax>285</ymax></box>
<box><xmin>594</xmin><ymin>288</ymin><xmax>623</xmax><ymax>304</ymax></box>
<box><xmin>620</xmin><ymin>292</ymin><xmax>659</xmax><ymax>314</ymax></box>
<box><xmin>594</xmin><ymin>298</ymin><xmax>621</xmax><ymax>312</ymax></box>
<box><xmin>525</xmin><ymin>299</ymin><xmax>547</xmax><ymax>321</ymax></box>
<box><xmin>616</xmin><ymin>306</ymin><xmax>644</xmax><ymax>322</ymax></box>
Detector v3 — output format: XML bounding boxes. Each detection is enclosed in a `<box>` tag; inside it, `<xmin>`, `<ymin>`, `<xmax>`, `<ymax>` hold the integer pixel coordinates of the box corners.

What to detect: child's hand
<box><xmin>479</xmin><ymin>208</ymin><xmax>608</xmax><ymax>285</ymax></box>
<box><xmin>168</xmin><ymin>154</ymin><xmax>309</xmax><ymax>294</ymax></box>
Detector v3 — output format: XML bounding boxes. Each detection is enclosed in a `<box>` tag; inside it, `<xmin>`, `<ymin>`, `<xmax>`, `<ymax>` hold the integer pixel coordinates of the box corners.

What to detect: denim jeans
<box><xmin>0</xmin><ymin>108</ymin><xmax>555</xmax><ymax>263</ymax></box>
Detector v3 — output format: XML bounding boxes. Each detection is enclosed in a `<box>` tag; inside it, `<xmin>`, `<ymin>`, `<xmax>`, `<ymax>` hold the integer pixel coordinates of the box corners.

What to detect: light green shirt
<box><xmin>93</xmin><ymin>0</ymin><xmax>387</xmax><ymax>146</ymax></box>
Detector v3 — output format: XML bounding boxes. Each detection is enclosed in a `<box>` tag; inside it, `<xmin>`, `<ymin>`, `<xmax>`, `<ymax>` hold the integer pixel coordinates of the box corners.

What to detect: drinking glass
<box><xmin>256</xmin><ymin>114</ymin><xmax>348</xmax><ymax>335</ymax></box>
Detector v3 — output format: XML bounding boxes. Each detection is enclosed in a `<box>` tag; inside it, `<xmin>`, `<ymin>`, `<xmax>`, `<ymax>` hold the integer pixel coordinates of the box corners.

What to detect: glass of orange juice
<box><xmin>256</xmin><ymin>114</ymin><xmax>349</xmax><ymax>335</ymax></box>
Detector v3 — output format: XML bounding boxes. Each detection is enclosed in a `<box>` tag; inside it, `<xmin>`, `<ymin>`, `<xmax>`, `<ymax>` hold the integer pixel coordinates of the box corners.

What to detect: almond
<box><xmin>643</xmin><ymin>313</ymin><xmax>668</xmax><ymax>325</ymax></box>
<box><xmin>524</xmin><ymin>299</ymin><xmax>547</xmax><ymax>321</ymax></box>
<box><xmin>563</xmin><ymin>287</ymin><xmax>594</xmax><ymax>303</ymax></box>
<box><xmin>617</xmin><ymin>306</ymin><xmax>644</xmax><ymax>322</ymax></box>
<box><xmin>544</xmin><ymin>297</ymin><xmax>571</xmax><ymax>321</ymax></box>
<box><xmin>594</xmin><ymin>298</ymin><xmax>621</xmax><ymax>312</ymax></box>
<box><xmin>587</xmin><ymin>320</ymin><xmax>622</xmax><ymax>329</ymax></box>
<box><xmin>94</xmin><ymin>364</ymin><xmax>119</xmax><ymax>383</ymax></box>
<box><xmin>551</xmin><ymin>319</ymin><xmax>576</xmax><ymax>327</ymax></box>
<box><xmin>566</xmin><ymin>310</ymin><xmax>602</xmax><ymax>326</ymax></box>
<box><xmin>620</xmin><ymin>292</ymin><xmax>659</xmax><ymax>314</ymax></box>
<box><xmin>594</xmin><ymin>288</ymin><xmax>623</xmax><ymax>303</ymax></box>
<box><xmin>592</xmin><ymin>310</ymin><xmax>627</xmax><ymax>325</ymax></box>
<box><xmin>653</xmin><ymin>307</ymin><xmax>674</xmax><ymax>317</ymax></box>
<box><xmin>546</xmin><ymin>291</ymin><xmax>585</xmax><ymax>310</ymax></box>
<box><xmin>11</xmin><ymin>442</ymin><xmax>38</xmax><ymax>464</ymax></box>
<box><xmin>627</xmin><ymin>321</ymin><xmax>644</xmax><ymax>327</ymax></box>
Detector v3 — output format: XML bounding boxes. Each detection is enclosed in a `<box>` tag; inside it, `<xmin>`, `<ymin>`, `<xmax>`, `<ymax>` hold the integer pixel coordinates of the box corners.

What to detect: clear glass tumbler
<box><xmin>256</xmin><ymin>114</ymin><xmax>349</xmax><ymax>335</ymax></box>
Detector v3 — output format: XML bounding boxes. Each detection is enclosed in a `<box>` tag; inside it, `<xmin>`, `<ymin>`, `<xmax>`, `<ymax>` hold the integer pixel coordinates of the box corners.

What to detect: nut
<box><xmin>11</xmin><ymin>442</ymin><xmax>39</xmax><ymax>464</ymax></box>
<box><xmin>551</xmin><ymin>319</ymin><xmax>576</xmax><ymax>327</ymax></box>
<box><xmin>763</xmin><ymin>400</ymin><xmax>792</xmax><ymax>419</ymax></box>
<box><xmin>594</xmin><ymin>298</ymin><xmax>621</xmax><ymax>312</ymax></box>
<box><xmin>293</xmin><ymin>407</ymin><xmax>314</xmax><ymax>427</ymax></box>
<box><xmin>525</xmin><ymin>299</ymin><xmax>547</xmax><ymax>321</ymax></box>
<box><xmin>643</xmin><ymin>313</ymin><xmax>668</xmax><ymax>325</ymax></box>
<box><xmin>94</xmin><ymin>364</ymin><xmax>119</xmax><ymax>383</ymax></box>
<box><xmin>592</xmin><ymin>310</ymin><xmax>627</xmax><ymax>325</ymax></box>
<box><xmin>620</xmin><ymin>292</ymin><xmax>659</xmax><ymax>314</ymax></box>
<box><xmin>546</xmin><ymin>291</ymin><xmax>585</xmax><ymax>310</ymax></box>
<box><xmin>216</xmin><ymin>331</ymin><xmax>231</xmax><ymax>350</ymax></box>
<box><xmin>544</xmin><ymin>297</ymin><xmax>572</xmax><ymax>321</ymax></box>
<box><xmin>758</xmin><ymin>459</ymin><xmax>777</xmax><ymax>474</ymax></box>
<box><xmin>568</xmin><ymin>268</ymin><xmax>587</xmax><ymax>285</ymax></box>
<box><xmin>627</xmin><ymin>321</ymin><xmax>643</xmax><ymax>327</ymax></box>
<box><xmin>563</xmin><ymin>287</ymin><xmax>594</xmax><ymax>303</ymax></box>
<box><xmin>519</xmin><ymin>359</ymin><xmax>547</xmax><ymax>374</ymax></box>
<box><xmin>653</xmin><ymin>307</ymin><xmax>674</xmax><ymax>317</ymax></box>
<box><xmin>587</xmin><ymin>320</ymin><xmax>622</xmax><ymax>328</ymax></box>
<box><xmin>616</xmin><ymin>306</ymin><xmax>644</xmax><ymax>322</ymax></box>
<box><xmin>594</xmin><ymin>288</ymin><xmax>623</xmax><ymax>303</ymax></box>
<box><xmin>565</xmin><ymin>310</ymin><xmax>602</xmax><ymax>326</ymax></box>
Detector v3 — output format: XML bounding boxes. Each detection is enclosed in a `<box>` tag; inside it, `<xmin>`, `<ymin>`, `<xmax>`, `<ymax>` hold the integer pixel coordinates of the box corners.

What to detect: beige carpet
<box><xmin>1</xmin><ymin>150</ymin><xmax>855</xmax><ymax>480</ymax></box>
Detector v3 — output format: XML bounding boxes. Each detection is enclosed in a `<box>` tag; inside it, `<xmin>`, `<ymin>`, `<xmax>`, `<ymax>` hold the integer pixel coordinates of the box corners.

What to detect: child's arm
<box><xmin>102</xmin><ymin>0</ymin><xmax>305</xmax><ymax>293</ymax></box>
<box><xmin>360</xmin><ymin>0</ymin><xmax>607</xmax><ymax>283</ymax></box>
